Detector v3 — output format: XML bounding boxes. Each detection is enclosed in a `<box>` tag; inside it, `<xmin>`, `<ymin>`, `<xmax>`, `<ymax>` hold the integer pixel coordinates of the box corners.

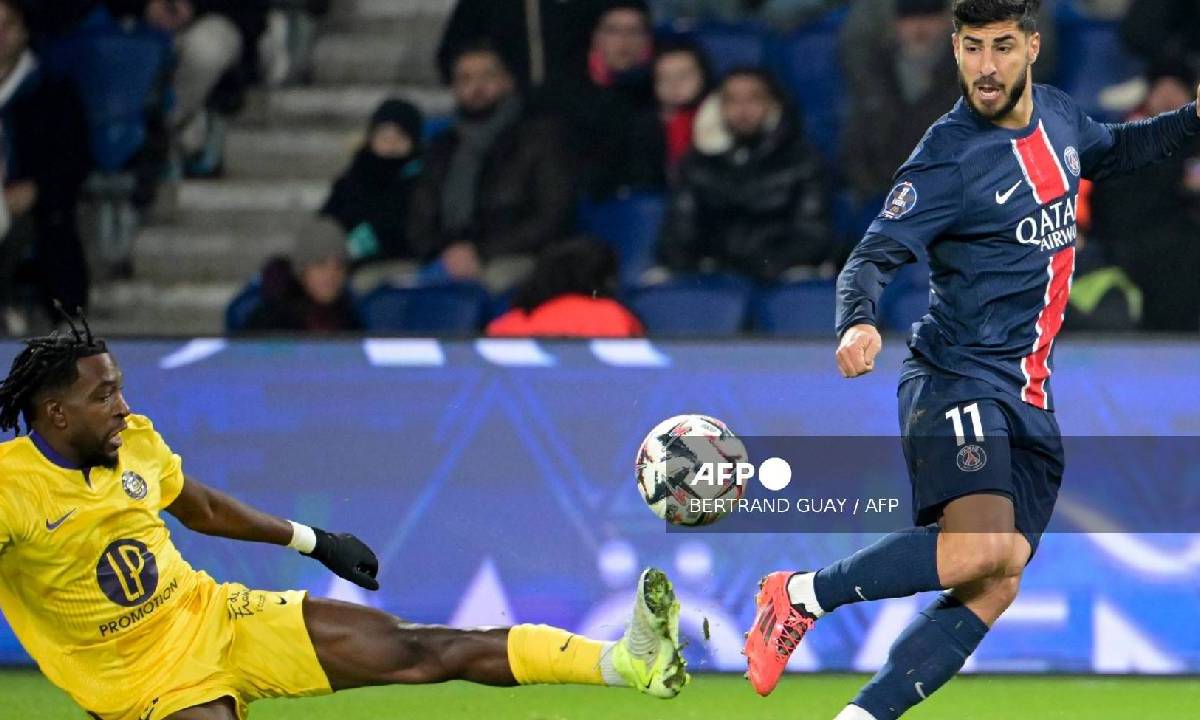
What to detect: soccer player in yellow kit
<box><xmin>0</xmin><ymin>319</ymin><xmax>688</xmax><ymax>719</ymax></box>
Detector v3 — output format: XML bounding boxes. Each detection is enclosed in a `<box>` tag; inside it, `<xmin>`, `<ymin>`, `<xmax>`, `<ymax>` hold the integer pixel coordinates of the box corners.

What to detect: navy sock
<box><xmin>852</xmin><ymin>593</ymin><xmax>989</xmax><ymax>720</ymax></box>
<box><xmin>812</xmin><ymin>526</ymin><xmax>942</xmax><ymax>613</ymax></box>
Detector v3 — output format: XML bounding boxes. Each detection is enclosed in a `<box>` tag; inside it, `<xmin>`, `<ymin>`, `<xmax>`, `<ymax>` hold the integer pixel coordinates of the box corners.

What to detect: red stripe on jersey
<box><xmin>1021</xmin><ymin>246</ymin><xmax>1076</xmax><ymax>409</ymax></box>
<box><xmin>1011</xmin><ymin>121</ymin><xmax>1070</xmax><ymax>205</ymax></box>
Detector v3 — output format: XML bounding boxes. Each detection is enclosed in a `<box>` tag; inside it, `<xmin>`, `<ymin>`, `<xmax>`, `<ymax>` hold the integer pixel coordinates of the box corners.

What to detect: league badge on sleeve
<box><xmin>880</xmin><ymin>181</ymin><xmax>918</xmax><ymax>220</ymax></box>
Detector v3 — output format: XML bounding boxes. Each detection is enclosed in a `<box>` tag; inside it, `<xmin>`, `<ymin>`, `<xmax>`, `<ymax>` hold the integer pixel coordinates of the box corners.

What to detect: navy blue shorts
<box><xmin>897</xmin><ymin>372</ymin><xmax>1064</xmax><ymax>556</ymax></box>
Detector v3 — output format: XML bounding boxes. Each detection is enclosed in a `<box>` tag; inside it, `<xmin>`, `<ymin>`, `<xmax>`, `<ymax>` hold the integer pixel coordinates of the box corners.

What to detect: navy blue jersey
<box><xmin>866</xmin><ymin>84</ymin><xmax>1187</xmax><ymax>410</ymax></box>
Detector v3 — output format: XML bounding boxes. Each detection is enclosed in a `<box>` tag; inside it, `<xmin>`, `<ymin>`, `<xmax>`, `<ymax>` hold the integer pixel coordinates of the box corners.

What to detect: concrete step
<box><xmin>330</xmin><ymin>0</ymin><xmax>454</xmax><ymax>21</ymax></box>
<box><xmin>224</xmin><ymin>125</ymin><xmax>359</xmax><ymax>179</ymax></box>
<box><xmin>243</xmin><ymin>85</ymin><xmax>453</xmax><ymax>128</ymax></box>
<box><xmin>175</xmin><ymin>179</ymin><xmax>329</xmax><ymax>213</ymax></box>
<box><xmin>89</xmin><ymin>280</ymin><xmax>237</xmax><ymax>337</ymax></box>
<box><xmin>132</xmin><ymin>225</ymin><xmax>296</xmax><ymax>283</ymax></box>
<box><xmin>312</xmin><ymin>31</ymin><xmax>441</xmax><ymax>85</ymax></box>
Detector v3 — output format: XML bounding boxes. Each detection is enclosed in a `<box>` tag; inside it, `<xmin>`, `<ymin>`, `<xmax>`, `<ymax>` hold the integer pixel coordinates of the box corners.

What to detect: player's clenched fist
<box><xmin>836</xmin><ymin>323</ymin><xmax>882</xmax><ymax>378</ymax></box>
<box><xmin>305</xmin><ymin>528</ymin><xmax>381</xmax><ymax>590</ymax></box>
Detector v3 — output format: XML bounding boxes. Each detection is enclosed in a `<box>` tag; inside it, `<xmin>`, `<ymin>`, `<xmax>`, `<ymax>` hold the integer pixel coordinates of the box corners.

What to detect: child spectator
<box><xmin>322</xmin><ymin>98</ymin><xmax>425</xmax><ymax>287</ymax></box>
<box><xmin>242</xmin><ymin>217</ymin><xmax>362</xmax><ymax>333</ymax></box>
<box><xmin>653</xmin><ymin>38</ymin><xmax>713</xmax><ymax>176</ymax></box>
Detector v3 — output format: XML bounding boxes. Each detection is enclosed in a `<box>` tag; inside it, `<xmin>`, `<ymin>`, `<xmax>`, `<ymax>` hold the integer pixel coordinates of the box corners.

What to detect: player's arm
<box><xmin>165</xmin><ymin>474</ymin><xmax>380</xmax><ymax>590</ymax></box>
<box><xmin>834</xmin><ymin>233</ymin><xmax>917</xmax><ymax>378</ymax></box>
<box><xmin>1078</xmin><ymin>88</ymin><xmax>1200</xmax><ymax>181</ymax></box>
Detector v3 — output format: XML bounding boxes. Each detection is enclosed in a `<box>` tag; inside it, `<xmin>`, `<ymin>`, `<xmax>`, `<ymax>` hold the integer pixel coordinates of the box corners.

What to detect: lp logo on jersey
<box><xmin>881</xmin><ymin>181</ymin><xmax>918</xmax><ymax>219</ymax></box>
<box><xmin>122</xmin><ymin>470</ymin><xmax>148</xmax><ymax>500</ymax></box>
<box><xmin>97</xmin><ymin>539</ymin><xmax>159</xmax><ymax>607</ymax></box>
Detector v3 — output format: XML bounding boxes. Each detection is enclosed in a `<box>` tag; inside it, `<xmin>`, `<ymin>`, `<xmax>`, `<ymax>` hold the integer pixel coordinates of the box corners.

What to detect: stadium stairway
<box><xmin>88</xmin><ymin>0</ymin><xmax>455</xmax><ymax>336</ymax></box>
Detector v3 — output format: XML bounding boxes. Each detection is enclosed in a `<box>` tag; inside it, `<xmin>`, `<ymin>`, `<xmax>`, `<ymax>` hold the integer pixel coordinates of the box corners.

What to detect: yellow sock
<box><xmin>506</xmin><ymin>624</ymin><xmax>613</xmax><ymax>686</ymax></box>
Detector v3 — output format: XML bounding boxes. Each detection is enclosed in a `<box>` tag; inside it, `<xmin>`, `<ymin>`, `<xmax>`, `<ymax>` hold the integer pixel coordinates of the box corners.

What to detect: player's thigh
<box><xmin>899</xmin><ymin>377</ymin><xmax>1016</xmax><ymax>526</ymax></box>
<box><xmin>1006</xmin><ymin>410</ymin><xmax>1064</xmax><ymax>560</ymax></box>
<box><xmin>162</xmin><ymin>696</ymin><xmax>238</xmax><ymax>720</ymax></box>
<box><xmin>302</xmin><ymin>596</ymin><xmax>511</xmax><ymax>690</ymax></box>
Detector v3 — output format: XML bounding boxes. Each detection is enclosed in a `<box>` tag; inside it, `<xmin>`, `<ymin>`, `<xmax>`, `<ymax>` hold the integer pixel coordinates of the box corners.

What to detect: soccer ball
<box><xmin>635</xmin><ymin>414</ymin><xmax>748</xmax><ymax>526</ymax></box>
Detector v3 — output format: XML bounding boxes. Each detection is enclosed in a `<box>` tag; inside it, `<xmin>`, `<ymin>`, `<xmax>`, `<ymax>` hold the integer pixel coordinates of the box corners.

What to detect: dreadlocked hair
<box><xmin>0</xmin><ymin>303</ymin><xmax>107</xmax><ymax>435</ymax></box>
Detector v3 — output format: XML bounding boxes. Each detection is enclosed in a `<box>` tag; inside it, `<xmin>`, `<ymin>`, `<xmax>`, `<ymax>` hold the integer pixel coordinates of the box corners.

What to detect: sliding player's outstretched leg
<box><xmin>304</xmin><ymin>567</ymin><xmax>687</xmax><ymax>698</ymax></box>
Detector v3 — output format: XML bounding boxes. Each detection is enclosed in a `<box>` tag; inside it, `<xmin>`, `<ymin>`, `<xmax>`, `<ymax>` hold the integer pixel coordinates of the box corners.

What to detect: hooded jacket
<box><xmin>658</xmin><ymin>107</ymin><xmax>831</xmax><ymax>281</ymax></box>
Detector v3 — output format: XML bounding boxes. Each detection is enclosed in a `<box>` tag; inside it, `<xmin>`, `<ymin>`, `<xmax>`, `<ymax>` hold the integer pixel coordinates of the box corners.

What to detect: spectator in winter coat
<box><xmin>653</xmin><ymin>37</ymin><xmax>713</xmax><ymax>178</ymax></box>
<box><xmin>658</xmin><ymin>68</ymin><xmax>831</xmax><ymax>282</ymax></box>
<box><xmin>840</xmin><ymin>0</ymin><xmax>960</xmax><ymax>206</ymax></box>
<box><xmin>1089</xmin><ymin>63</ymin><xmax>1200</xmax><ymax>331</ymax></box>
<box><xmin>486</xmin><ymin>236</ymin><xmax>644</xmax><ymax>337</ymax></box>
<box><xmin>537</xmin><ymin>0</ymin><xmax>665</xmax><ymax>198</ymax></box>
<box><xmin>408</xmin><ymin>42</ymin><xmax>575</xmax><ymax>294</ymax></box>
<box><xmin>322</xmin><ymin>98</ymin><xmax>425</xmax><ymax>288</ymax></box>
<box><xmin>436</xmin><ymin>0</ymin><xmax>610</xmax><ymax>89</ymax></box>
<box><xmin>0</xmin><ymin>0</ymin><xmax>91</xmax><ymax>328</ymax></box>
<box><xmin>242</xmin><ymin>217</ymin><xmax>362</xmax><ymax>334</ymax></box>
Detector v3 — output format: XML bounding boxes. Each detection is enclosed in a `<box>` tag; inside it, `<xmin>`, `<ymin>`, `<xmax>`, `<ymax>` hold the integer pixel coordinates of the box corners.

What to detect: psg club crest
<box><xmin>881</xmin><ymin>181</ymin><xmax>918</xmax><ymax>219</ymax></box>
<box><xmin>1064</xmin><ymin>146</ymin><xmax>1081</xmax><ymax>177</ymax></box>
<box><xmin>122</xmin><ymin>470</ymin><xmax>148</xmax><ymax>500</ymax></box>
<box><xmin>956</xmin><ymin>444</ymin><xmax>988</xmax><ymax>473</ymax></box>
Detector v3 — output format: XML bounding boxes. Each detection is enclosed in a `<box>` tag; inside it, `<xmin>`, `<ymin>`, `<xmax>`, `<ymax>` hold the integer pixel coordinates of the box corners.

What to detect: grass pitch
<box><xmin>4</xmin><ymin>669</ymin><xmax>1196</xmax><ymax>719</ymax></box>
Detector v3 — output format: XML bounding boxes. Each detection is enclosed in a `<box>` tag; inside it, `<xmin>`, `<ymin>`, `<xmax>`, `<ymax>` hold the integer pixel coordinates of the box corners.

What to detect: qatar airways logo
<box><xmin>1015</xmin><ymin>195</ymin><xmax>1078</xmax><ymax>252</ymax></box>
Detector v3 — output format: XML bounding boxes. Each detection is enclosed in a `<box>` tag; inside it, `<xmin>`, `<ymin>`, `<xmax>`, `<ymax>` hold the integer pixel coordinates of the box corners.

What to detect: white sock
<box><xmin>596</xmin><ymin>641</ymin><xmax>623</xmax><ymax>686</ymax></box>
<box><xmin>786</xmin><ymin>572</ymin><xmax>826</xmax><ymax>617</ymax></box>
<box><xmin>833</xmin><ymin>703</ymin><xmax>878</xmax><ymax>720</ymax></box>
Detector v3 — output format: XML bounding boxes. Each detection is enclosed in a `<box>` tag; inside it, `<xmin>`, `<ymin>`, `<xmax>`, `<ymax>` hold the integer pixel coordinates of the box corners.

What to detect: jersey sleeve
<box><xmin>158</xmin><ymin>440</ymin><xmax>185</xmax><ymax>510</ymax></box>
<box><xmin>125</xmin><ymin>415</ymin><xmax>186</xmax><ymax>509</ymax></box>
<box><xmin>0</xmin><ymin>507</ymin><xmax>10</xmax><ymax>554</ymax></box>
<box><xmin>1071</xmin><ymin>101</ymin><xmax>1117</xmax><ymax>178</ymax></box>
<box><xmin>865</xmin><ymin>160</ymin><xmax>964</xmax><ymax>255</ymax></box>
<box><xmin>1067</xmin><ymin>86</ymin><xmax>1200</xmax><ymax>181</ymax></box>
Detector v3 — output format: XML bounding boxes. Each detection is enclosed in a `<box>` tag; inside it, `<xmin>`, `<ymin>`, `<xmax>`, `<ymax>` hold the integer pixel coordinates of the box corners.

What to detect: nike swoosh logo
<box><xmin>915</xmin><ymin>681</ymin><xmax>927</xmax><ymax>699</ymax></box>
<box><xmin>45</xmin><ymin>509</ymin><xmax>77</xmax><ymax>532</ymax></box>
<box><xmin>995</xmin><ymin>180</ymin><xmax>1022</xmax><ymax>204</ymax></box>
<box><xmin>854</xmin><ymin>586</ymin><xmax>868</xmax><ymax>601</ymax></box>
<box><xmin>276</xmin><ymin>597</ymin><xmax>288</xmax><ymax>605</ymax></box>
<box><xmin>559</xmin><ymin>634</ymin><xmax>573</xmax><ymax>652</ymax></box>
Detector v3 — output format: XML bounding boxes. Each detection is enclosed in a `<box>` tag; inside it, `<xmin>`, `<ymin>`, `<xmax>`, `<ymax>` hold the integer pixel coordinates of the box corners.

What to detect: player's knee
<box><xmin>991</xmin><ymin>574</ymin><xmax>1021</xmax><ymax>608</ymax></box>
<box><xmin>951</xmin><ymin>531</ymin><xmax>1016</xmax><ymax>581</ymax></box>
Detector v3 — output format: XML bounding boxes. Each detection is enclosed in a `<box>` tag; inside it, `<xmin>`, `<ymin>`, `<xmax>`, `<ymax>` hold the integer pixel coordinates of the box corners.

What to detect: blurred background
<box><xmin>0</xmin><ymin>0</ymin><xmax>1196</xmax><ymax>339</ymax></box>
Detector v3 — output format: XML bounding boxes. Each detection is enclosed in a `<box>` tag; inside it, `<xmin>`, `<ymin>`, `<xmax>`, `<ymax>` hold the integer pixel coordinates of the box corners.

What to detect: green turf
<box><xmin>5</xmin><ymin>669</ymin><xmax>1198</xmax><ymax>719</ymax></box>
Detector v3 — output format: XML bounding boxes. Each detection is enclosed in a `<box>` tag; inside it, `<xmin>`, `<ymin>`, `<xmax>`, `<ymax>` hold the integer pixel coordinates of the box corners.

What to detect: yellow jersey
<box><xmin>0</xmin><ymin>414</ymin><xmax>202</xmax><ymax>710</ymax></box>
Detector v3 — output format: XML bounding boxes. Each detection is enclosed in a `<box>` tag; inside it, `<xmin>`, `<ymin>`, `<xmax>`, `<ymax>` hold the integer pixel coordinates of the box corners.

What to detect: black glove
<box><xmin>305</xmin><ymin>528</ymin><xmax>380</xmax><ymax>591</ymax></box>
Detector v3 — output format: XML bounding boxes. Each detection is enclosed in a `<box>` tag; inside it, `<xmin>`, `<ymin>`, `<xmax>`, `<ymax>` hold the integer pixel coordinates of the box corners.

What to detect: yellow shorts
<box><xmin>95</xmin><ymin>575</ymin><xmax>332</xmax><ymax>720</ymax></box>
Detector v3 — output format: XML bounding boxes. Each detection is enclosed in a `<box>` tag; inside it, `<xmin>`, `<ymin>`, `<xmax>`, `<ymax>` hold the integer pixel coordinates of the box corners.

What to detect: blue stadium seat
<box><xmin>578</xmin><ymin>192</ymin><xmax>668</xmax><ymax>288</ymax></box>
<box><xmin>772</xmin><ymin>6</ymin><xmax>848</xmax><ymax>163</ymax></box>
<box><xmin>1054</xmin><ymin>4</ymin><xmax>1145</xmax><ymax>122</ymax></box>
<box><xmin>43</xmin><ymin>7</ymin><xmax>172</xmax><ymax>172</ymax></box>
<box><xmin>752</xmin><ymin>280</ymin><xmax>836</xmax><ymax>337</ymax></box>
<box><xmin>691</xmin><ymin>22</ymin><xmax>771</xmax><ymax>77</ymax></box>
<box><xmin>626</xmin><ymin>275</ymin><xmax>751</xmax><ymax>336</ymax></box>
<box><xmin>422</xmin><ymin>115</ymin><xmax>453</xmax><ymax>141</ymax></box>
<box><xmin>359</xmin><ymin>283</ymin><xmax>488</xmax><ymax>334</ymax></box>
<box><xmin>225</xmin><ymin>282</ymin><xmax>262</xmax><ymax>333</ymax></box>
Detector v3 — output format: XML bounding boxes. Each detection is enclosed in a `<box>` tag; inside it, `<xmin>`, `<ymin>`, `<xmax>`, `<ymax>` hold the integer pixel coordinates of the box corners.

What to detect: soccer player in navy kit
<box><xmin>743</xmin><ymin>1</ymin><xmax>1200</xmax><ymax>718</ymax></box>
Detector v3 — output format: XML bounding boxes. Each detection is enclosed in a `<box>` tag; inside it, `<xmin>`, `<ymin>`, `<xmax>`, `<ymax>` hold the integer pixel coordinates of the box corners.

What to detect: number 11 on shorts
<box><xmin>945</xmin><ymin>403</ymin><xmax>984</xmax><ymax>446</ymax></box>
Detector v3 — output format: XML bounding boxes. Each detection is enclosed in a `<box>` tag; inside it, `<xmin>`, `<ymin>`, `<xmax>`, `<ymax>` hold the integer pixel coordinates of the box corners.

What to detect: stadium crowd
<box><xmin>0</xmin><ymin>0</ymin><xmax>1198</xmax><ymax>337</ymax></box>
